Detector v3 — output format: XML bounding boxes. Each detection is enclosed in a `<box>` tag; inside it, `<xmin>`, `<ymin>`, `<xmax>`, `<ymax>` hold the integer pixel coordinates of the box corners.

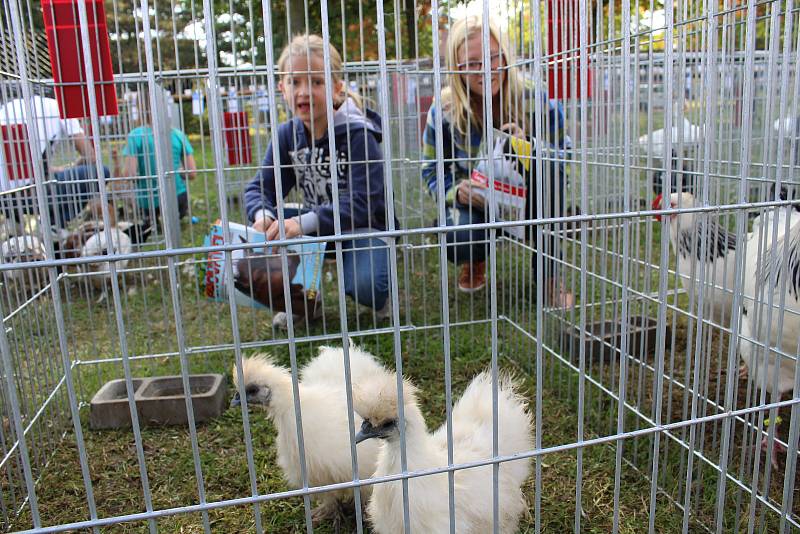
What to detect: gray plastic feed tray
<box><xmin>90</xmin><ymin>374</ymin><xmax>227</xmax><ymax>430</ymax></box>
<box><xmin>561</xmin><ymin>317</ymin><xmax>669</xmax><ymax>363</ymax></box>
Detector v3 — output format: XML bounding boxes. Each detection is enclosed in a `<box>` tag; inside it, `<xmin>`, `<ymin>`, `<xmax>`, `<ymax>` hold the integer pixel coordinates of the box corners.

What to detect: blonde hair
<box><xmin>443</xmin><ymin>16</ymin><xmax>525</xmax><ymax>137</ymax></box>
<box><xmin>277</xmin><ymin>34</ymin><xmax>362</xmax><ymax>110</ymax></box>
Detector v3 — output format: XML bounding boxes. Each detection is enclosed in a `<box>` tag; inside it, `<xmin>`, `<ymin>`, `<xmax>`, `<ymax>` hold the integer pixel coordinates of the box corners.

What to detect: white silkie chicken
<box><xmin>353</xmin><ymin>370</ymin><xmax>533</xmax><ymax>534</ymax></box>
<box><xmin>301</xmin><ymin>342</ymin><xmax>391</xmax><ymax>389</ymax></box>
<box><xmin>0</xmin><ymin>234</ymin><xmax>47</xmax><ymax>293</ymax></box>
<box><xmin>654</xmin><ymin>192</ymin><xmax>800</xmax><ymax>327</ymax></box>
<box><xmin>231</xmin><ymin>353</ymin><xmax>382</xmax><ymax>525</ymax></box>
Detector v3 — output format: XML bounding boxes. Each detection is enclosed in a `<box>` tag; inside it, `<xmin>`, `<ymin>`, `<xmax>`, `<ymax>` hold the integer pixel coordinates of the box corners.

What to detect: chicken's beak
<box><xmin>355</xmin><ymin>420</ymin><xmax>375</xmax><ymax>444</ymax></box>
<box><xmin>230</xmin><ymin>392</ymin><xmax>241</xmax><ymax>408</ymax></box>
<box><xmin>652</xmin><ymin>194</ymin><xmax>663</xmax><ymax>222</ymax></box>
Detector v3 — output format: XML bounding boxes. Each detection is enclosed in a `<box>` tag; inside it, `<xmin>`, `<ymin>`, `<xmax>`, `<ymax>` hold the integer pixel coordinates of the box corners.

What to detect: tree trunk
<box><xmin>289</xmin><ymin>1</ymin><xmax>305</xmax><ymax>36</ymax></box>
<box><xmin>404</xmin><ymin>0</ymin><xmax>417</xmax><ymax>58</ymax></box>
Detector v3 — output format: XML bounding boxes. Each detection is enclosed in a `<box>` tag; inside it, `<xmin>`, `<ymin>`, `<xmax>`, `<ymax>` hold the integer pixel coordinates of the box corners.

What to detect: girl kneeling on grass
<box><xmin>244</xmin><ymin>34</ymin><xmax>390</xmax><ymax>329</ymax></box>
<box><xmin>421</xmin><ymin>16</ymin><xmax>573</xmax><ymax>308</ymax></box>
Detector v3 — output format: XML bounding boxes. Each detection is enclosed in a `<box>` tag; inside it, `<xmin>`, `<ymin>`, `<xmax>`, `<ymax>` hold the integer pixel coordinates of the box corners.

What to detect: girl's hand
<box><xmin>252</xmin><ymin>217</ymin><xmax>274</xmax><ymax>233</ymax></box>
<box><xmin>456</xmin><ymin>179</ymin><xmax>487</xmax><ymax>210</ymax></box>
<box><xmin>265</xmin><ymin>218</ymin><xmax>302</xmax><ymax>241</ymax></box>
<box><xmin>500</xmin><ymin>122</ymin><xmax>525</xmax><ymax>140</ymax></box>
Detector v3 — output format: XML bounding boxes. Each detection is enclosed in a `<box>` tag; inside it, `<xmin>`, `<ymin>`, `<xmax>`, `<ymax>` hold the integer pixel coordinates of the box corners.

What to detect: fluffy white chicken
<box><xmin>301</xmin><ymin>342</ymin><xmax>390</xmax><ymax>389</ymax></box>
<box><xmin>654</xmin><ymin>192</ymin><xmax>800</xmax><ymax>326</ymax></box>
<box><xmin>231</xmin><ymin>353</ymin><xmax>382</xmax><ymax>524</ymax></box>
<box><xmin>353</xmin><ymin>370</ymin><xmax>533</xmax><ymax>534</ymax></box>
<box><xmin>0</xmin><ymin>234</ymin><xmax>47</xmax><ymax>293</ymax></box>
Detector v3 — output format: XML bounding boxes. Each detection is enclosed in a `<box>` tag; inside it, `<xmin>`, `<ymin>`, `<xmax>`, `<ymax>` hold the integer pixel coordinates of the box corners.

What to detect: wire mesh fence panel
<box><xmin>0</xmin><ymin>0</ymin><xmax>799</xmax><ymax>532</ymax></box>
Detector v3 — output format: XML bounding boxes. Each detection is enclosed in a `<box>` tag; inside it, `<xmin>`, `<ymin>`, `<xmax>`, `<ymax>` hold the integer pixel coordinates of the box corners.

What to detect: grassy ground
<box><xmin>2</xmin><ymin>145</ymin><xmax>799</xmax><ymax>532</ymax></box>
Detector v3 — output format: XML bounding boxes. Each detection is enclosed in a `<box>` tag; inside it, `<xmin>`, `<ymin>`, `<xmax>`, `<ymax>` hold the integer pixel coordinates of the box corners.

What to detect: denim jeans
<box><xmin>3</xmin><ymin>164</ymin><xmax>107</xmax><ymax>228</ymax></box>
<box><xmin>442</xmin><ymin>157</ymin><xmax>565</xmax><ymax>282</ymax></box>
<box><xmin>280</xmin><ymin>208</ymin><xmax>390</xmax><ymax>311</ymax></box>
<box><xmin>50</xmin><ymin>164</ymin><xmax>107</xmax><ymax>227</ymax></box>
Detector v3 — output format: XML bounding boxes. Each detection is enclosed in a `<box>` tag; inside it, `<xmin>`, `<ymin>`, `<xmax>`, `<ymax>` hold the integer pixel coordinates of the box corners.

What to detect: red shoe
<box><xmin>458</xmin><ymin>261</ymin><xmax>486</xmax><ymax>293</ymax></box>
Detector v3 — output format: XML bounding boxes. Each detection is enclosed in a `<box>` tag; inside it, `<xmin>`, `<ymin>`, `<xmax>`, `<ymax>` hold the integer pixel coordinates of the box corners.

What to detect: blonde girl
<box><xmin>420</xmin><ymin>16</ymin><xmax>573</xmax><ymax>307</ymax></box>
<box><xmin>244</xmin><ymin>34</ymin><xmax>391</xmax><ymax>328</ymax></box>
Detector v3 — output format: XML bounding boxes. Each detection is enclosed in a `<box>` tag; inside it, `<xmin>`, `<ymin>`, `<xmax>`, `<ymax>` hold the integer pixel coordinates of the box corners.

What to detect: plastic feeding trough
<box><xmin>560</xmin><ymin>316</ymin><xmax>669</xmax><ymax>364</ymax></box>
<box><xmin>89</xmin><ymin>374</ymin><xmax>227</xmax><ymax>430</ymax></box>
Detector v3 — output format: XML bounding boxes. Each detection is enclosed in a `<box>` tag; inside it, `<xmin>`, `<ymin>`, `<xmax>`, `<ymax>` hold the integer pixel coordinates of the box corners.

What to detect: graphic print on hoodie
<box><xmin>289</xmin><ymin>146</ymin><xmax>346</xmax><ymax>207</ymax></box>
<box><xmin>244</xmin><ymin>98</ymin><xmax>387</xmax><ymax>236</ymax></box>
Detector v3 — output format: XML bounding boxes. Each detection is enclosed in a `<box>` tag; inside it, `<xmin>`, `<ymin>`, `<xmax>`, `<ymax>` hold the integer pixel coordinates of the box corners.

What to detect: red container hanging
<box><xmin>41</xmin><ymin>0</ymin><xmax>118</xmax><ymax>119</ymax></box>
<box><xmin>223</xmin><ymin>111</ymin><xmax>252</xmax><ymax>165</ymax></box>
<box><xmin>1</xmin><ymin>124</ymin><xmax>34</xmax><ymax>185</ymax></box>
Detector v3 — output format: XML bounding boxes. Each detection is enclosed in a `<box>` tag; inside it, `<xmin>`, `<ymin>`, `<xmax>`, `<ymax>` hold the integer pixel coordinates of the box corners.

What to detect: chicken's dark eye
<box><xmin>379</xmin><ymin>419</ymin><xmax>397</xmax><ymax>431</ymax></box>
<box><xmin>245</xmin><ymin>385</ymin><xmax>259</xmax><ymax>396</ymax></box>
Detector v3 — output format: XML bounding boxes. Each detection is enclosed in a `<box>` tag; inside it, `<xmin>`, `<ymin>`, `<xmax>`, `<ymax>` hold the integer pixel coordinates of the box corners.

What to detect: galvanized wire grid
<box><xmin>0</xmin><ymin>0</ymin><xmax>798</xmax><ymax>532</ymax></box>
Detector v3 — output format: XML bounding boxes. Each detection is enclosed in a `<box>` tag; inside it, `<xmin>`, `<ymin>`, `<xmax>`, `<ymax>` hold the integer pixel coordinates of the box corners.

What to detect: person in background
<box><xmin>120</xmin><ymin>92</ymin><xmax>197</xmax><ymax>235</ymax></box>
<box><xmin>0</xmin><ymin>90</ymin><xmax>108</xmax><ymax>230</ymax></box>
<box><xmin>420</xmin><ymin>16</ymin><xmax>574</xmax><ymax>308</ymax></box>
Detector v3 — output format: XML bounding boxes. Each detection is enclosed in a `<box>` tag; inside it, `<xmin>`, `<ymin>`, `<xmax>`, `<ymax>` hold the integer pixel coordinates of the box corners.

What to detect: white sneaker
<box><xmin>272</xmin><ymin>294</ymin><xmax>322</xmax><ymax>330</ymax></box>
<box><xmin>271</xmin><ymin>311</ymin><xmax>301</xmax><ymax>330</ymax></box>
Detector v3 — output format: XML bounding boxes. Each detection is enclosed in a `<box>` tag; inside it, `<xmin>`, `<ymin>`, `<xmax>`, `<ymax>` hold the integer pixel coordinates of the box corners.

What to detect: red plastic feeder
<box><xmin>1</xmin><ymin>124</ymin><xmax>34</xmax><ymax>185</ymax></box>
<box><xmin>41</xmin><ymin>0</ymin><xmax>118</xmax><ymax>119</ymax></box>
<box><xmin>223</xmin><ymin>111</ymin><xmax>252</xmax><ymax>165</ymax></box>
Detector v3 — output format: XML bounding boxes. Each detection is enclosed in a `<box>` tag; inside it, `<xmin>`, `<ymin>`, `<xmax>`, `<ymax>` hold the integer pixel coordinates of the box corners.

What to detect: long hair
<box><xmin>443</xmin><ymin>16</ymin><xmax>525</xmax><ymax>137</ymax></box>
<box><xmin>277</xmin><ymin>34</ymin><xmax>362</xmax><ymax>110</ymax></box>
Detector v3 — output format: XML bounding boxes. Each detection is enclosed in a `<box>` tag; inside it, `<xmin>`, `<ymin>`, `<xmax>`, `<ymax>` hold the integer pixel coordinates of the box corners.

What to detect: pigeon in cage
<box><xmin>0</xmin><ymin>234</ymin><xmax>47</xmax><ymax>293</ymax></box>
<box><xmin>353</xmin><ymin>369</ymin><xmax>533</xmax><ymax>534</ymax></box>
<box><xmin>654</xmin><ymin>192</ymin><xmax>800</xmax><ymax>327</ymax></box>
<box><xmin>231</xmin><ymin>351</ymin><xmax>383</xmax><ymax>527</ymax></box>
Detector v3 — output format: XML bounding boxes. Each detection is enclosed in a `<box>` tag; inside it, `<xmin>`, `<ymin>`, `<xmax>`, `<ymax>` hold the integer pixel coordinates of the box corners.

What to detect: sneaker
<box><xmin>271</xmin><ymin>311</ymin><xmax>300</xmax><ymax>330</ymax></box>
<box><xmin>457</xmin><ymin>261</ymin><xmax>486</xmax><ymax>293</ymax></box>
<box><xmin>272</xmin><ymin>294</ymin><xmax>323</xmax><ymax>330</ymax></box>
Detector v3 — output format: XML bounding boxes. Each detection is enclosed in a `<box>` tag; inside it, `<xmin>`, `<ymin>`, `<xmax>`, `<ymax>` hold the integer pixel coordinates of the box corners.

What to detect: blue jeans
<box><xmin>3</xmin><ymin>164</ymin><xmax>107</xmax><ymax>228</ymax></box>
<box><xmin>280</xmin><ymin>208</ymin><xmax>390</xmax><ymax>311</ymax></box>
<box><xmin>51</xmin><ymin>164</ymin><xmax>107</xmax><ymax>227</ymax></box>
<box><xmin>338</xmin><ymin>237</ymin><xmax>390</xmax><ymax>310</ymax></box>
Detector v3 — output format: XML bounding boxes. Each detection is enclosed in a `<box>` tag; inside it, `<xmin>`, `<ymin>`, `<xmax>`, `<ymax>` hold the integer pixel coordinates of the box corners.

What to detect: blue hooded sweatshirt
<box><xmin>244</xmin><ymin>98</ymin><xmax>387</xmax><ymax>235</ymax></box>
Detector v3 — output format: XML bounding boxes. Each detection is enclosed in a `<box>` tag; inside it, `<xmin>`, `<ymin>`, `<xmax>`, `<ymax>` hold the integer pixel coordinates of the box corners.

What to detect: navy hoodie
<box><xmin>244</xmin><ymin>98</ymin><xmax>387</xmax><ymax>235</ymax></box>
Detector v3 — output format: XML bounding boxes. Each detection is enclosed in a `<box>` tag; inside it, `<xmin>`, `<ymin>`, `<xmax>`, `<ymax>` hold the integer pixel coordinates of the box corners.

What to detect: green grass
<box><xmin>2</xmin><ymin>141</ymin><xmax>799</xmax><ymax>533</ymax></box>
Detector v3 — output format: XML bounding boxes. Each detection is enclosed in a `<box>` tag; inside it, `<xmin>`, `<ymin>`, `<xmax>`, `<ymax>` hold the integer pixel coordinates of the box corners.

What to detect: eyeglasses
<box><xmin>456</xmin><ymin>52</ymin><xmax>504</xmax><ymax>72</ymax></box>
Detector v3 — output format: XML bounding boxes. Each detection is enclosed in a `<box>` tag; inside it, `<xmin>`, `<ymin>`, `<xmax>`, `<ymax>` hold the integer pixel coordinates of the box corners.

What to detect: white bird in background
<box><xmin>738</xmin><ymin>207</ymin><xmax>800</xmax><ymax>468</ymax></box>
<box><xmin>656</xmin><ymin>192</ymin><xmax>800</xmax><ymax>467</ymax></box>
<box><xmin>67</xmin><ymin>201</ymin><xmax>133</xmax><ymax>299</ymax></box>
<box><xmin>0</xmin><ymin>234</ymin><xmax>47</xmax><ymax>293</ymax></box>
<box><xmin>654</xmin><ymin>192</ymin><xmax>800</xmax><ymax>327</ymax></box>
<box><xmin>353</xmin><ymin>369</ymin><xmax>533</xmax><ymax>534</ymax></box>
<box><xmin>739</xmin><ymin>220</ymin><xmax>800</xmax><ymax>397</ymax></box>
<box><xmin>231</xmin><ymin>352</ymin><xmax>383</xmax><ymax>526</ymax></box>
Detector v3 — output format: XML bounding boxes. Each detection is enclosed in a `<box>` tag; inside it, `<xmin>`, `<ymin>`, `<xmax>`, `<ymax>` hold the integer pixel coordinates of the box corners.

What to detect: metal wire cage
<box><xmin>0</xmin><ymin>0</ymin><xmax>798</xmax><ymax>532</ymax></box>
